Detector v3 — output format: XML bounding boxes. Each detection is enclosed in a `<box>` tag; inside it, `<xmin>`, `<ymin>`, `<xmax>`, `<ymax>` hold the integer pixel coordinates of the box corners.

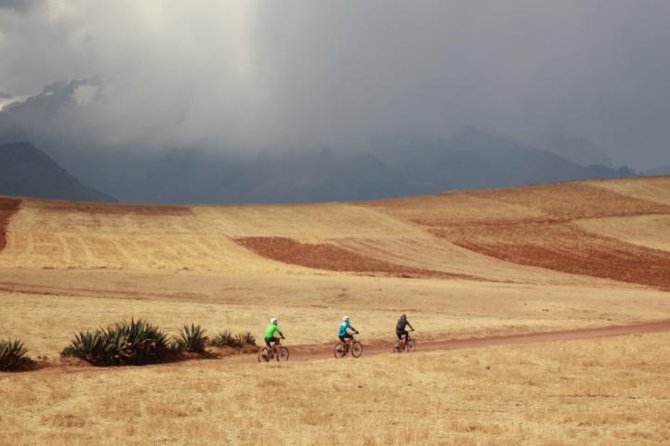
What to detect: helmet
<box><xmin>270</xmin><ymin>317</ymin><xmax>278</xmax><ymax>324</ymax></box>
<box><xmin>342</xmin><ymin>316</ymin><xmax>349</xmax><ymax>321</ymax></box>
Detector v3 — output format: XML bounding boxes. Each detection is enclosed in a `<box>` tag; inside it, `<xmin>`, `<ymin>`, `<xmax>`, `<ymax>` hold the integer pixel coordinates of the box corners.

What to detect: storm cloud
<box><xmin>0</xmin><ymin>0</ymin><xmax>668</xmax><ymax>168</ymax></box>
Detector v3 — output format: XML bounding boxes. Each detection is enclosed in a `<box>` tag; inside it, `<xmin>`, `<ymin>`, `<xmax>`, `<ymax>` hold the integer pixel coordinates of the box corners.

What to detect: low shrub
<box><xmin>235</xmin><ymin>331</ymin><xmax>257</xmax><ymax>346</ymax></box>
<box><xmin>61</xmin><ymin>319</ymin><xmax>175</xmax><ymax>366</ymax></box>
<box><xmin>209</xmin><ymin>330</ymin><xmax>241</xmax><ymax>348</ymax></box>
<box><xmin>0</xmin><ymin>338</ymin><xmax>30</xmax><ymax>370</ymax></box>
<box><xmin>176</xmin><ymin>324</ymin><xmax>208</xmax><ymax>353</ymax></box>
<box><xmin>209</xmin><ymin>330</ymin><xmax>257</xmax><ymax>349</ymax></box>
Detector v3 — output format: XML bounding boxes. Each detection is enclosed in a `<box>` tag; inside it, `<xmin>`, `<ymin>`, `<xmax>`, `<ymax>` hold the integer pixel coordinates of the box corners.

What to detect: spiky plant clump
<box><xmin>235</xmin><ymin>331</ymin><xmax>257</xmax><ymax>346</ymax></box>
<box><xmin>61</xmin><ymin>319</ymin><xmax>174</xmax><ymax>366</ymax></box>
<box><xmin>176</xmin><ymin>324</ymin><xmax>208</xmax><ymax>353</ymax></box>
<box><xmin>209</xmin><ymin>330</ymin><xmax>242</xmax><ymax>348</ymax></box>
<box><xmin>61</xmin><ymin>331</ymin><xmax>105</xmax><ymax>363</ymax></box>
<box><xmin>0</xmin><ymin>338</ymin><xmax>30</xmax><ymax>370</ymax></box>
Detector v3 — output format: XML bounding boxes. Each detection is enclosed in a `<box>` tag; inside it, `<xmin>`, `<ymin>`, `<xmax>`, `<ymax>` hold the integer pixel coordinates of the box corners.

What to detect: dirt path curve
<box><xmin>13</xmin><ymin>319</ymin><xmax>670</xmax><ymax>375</ymax></box>
<box><xmin>211</xmin><ymin>319</ymin><xmax>670</xmax><ymax>366</ymax></box>
<box><xmin>253</xmin><ymin>319</ymin><xmax>670</xmax><ymax>363</ymax></box>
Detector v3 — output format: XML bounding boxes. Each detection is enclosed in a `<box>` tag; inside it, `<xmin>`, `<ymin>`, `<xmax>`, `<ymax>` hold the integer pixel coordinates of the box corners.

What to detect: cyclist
<box><xmin>264</xmin><ymin>317</ymin><xmax>285</xmax><ymax>349</ymax></box>
<box><xmin>338</xmin><ymin>315</ymin><xmax>359</xmax><ymax>343</ymax></box>
<box><xmin>396</xmin><ymin>313</ymin><xmax>414</xmax><ymax>343</ymax></box>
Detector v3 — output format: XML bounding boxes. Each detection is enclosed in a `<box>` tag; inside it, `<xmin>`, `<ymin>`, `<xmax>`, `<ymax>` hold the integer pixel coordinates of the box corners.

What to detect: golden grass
<box><xmin>1</xmin><ymin>269</ymin><xmax>668</xmax><ymax>358</ymax></box>
<box><xmin>1</xmin><ymin>333</ymin><xmax>668</xmax><ymax>445</ymax></box>
<box><xmin>1</xmin><ymin>177</ymin><xmax>669</xmax><ymax>289</ymax></box>
<box><xmin>588</xmin><ymin>176</ymin><xmax>670</xmax><ymax>206</ymax></box>
<box><xmin>2</xmin><ymin>177</ymin><xmax>670</xmax><ymax>444</ymax></box>
<box><xmin>576</xmin><ymin>215</ymin><xmax>670</xmax><ymax>252</ymax></box>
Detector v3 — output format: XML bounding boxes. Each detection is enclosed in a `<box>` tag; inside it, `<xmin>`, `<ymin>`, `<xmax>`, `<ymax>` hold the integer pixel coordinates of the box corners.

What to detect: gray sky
<box><xmin>0</xmin><ymin>0</ymin><xmax>668</xmax><ymax>168</ymax></box>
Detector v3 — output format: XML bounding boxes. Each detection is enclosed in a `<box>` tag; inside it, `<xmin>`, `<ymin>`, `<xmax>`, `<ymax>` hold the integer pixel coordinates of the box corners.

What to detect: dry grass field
<box><xmin>1</xmin><ymin>176</ymin><xmax>670</xmax><ymax>444</ymax></box>
<box><xmin>2</xmin><ymin>333</ymin><xmax>668</xmax><ymax>445</ymax></box>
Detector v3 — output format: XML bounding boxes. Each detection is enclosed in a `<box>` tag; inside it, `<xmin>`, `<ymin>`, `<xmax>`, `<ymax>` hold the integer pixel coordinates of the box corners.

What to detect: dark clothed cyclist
<box><xmin>396</xmin><ymin>314</ymin><xmax>414</xmax><ymax>342</ymax></box>
<box><xmin>264</xmin><ymin>317</ymin><xmax>284</xmax><ymax>348</ymax></box>
<box><xmin>338</xmin><ymin>316</ymin><xmax>359</xmax><ymax>342</ymax></box>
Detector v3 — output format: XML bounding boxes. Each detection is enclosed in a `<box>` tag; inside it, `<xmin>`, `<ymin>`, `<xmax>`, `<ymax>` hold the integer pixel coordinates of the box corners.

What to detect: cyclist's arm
<box><xmin>350</xmin><ymin>326</ymin><xmax>359</xmax><ymax>334</ymax></box>
<box><xmin>278</xmin><ymin>329</ymin><xmax>285</xmax><ymax>338</ymax></box>
<box><xmin>407</xmin><ymin>322</ymin><xmax>414</xmax><ymax>331</ymax></box>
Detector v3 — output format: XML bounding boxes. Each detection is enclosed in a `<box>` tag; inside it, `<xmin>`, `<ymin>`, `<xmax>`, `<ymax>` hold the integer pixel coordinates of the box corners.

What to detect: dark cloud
<box><xmin>0</xmin><ymin>0</ymin><xmax>36</xmax><ymax>12</ymax></box>
<box><xmin>0</xmin><ymin>1</ymin><xmax>668</xmax><ymax>168</ymax></box>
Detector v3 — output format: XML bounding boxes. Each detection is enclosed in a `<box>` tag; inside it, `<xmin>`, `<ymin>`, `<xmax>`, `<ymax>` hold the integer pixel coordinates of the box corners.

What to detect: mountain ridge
<box><xmin>0</xmin><ymin>142</ymin><xmax>115</xmax><ymax>202</ymax></box>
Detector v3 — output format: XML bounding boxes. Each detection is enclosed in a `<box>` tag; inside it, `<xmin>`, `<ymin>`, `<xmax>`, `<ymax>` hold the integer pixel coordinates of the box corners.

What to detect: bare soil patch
<box><xmin>436</xmin><ymin>221</ymin><xmax>670</xmax><ymax>289</ymax></box>
<box><xmin>26</xmin><ymin>199</ymin><xmax>191</xmax><ymax>216</ymax></box>
<box><xmin>0</xmin><ymin>197</ymin><xmax>20</xmax><ymax>251</ymax></box>
<box><xmin>236</xmin><ymin>236</ymin><xmax>475</xmax><ymax>279</ymax></box>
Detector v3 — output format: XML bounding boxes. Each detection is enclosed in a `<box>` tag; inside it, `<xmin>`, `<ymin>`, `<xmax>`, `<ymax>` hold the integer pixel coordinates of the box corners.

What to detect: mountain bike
<box><xmin>258</xmin><ymin>340</ymin><xmax>289</xmax><ymax>362</ymax></box>
<box><xmin>334</xmin><ymin>334</ymin><xmax>363</xmax><ymax>358</ymax></box>
<box><xmin>393</xmin><ymin>330</ymin><xmax>415</xmax><ymax>353</ymax></box>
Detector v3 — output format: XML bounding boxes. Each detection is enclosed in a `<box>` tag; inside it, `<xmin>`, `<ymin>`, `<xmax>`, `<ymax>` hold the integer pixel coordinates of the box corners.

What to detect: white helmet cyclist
<box><xmin>270</xmin><ymin>317</ymin><xmax>278</xmax><ymax>324</ymax></box>
<box><xmin>342</xmin><ymin>316</ymin><xmax>349</xmax><ymax>321</ymax></box>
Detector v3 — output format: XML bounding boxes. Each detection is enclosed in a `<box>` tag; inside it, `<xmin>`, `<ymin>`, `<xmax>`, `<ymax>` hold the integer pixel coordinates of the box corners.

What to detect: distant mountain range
<box><xmin>0</xmin><ymin>80</ymin><xmax>650</xmax><ymax>204</ymax></box>
<box><xmin>643</xmin><ymin>164</ymin><xmax>670</xmax><ymax>176</ymax></box>
<box><xmin>0</xmin><ymin>127</ymin><xmax>637</xmax><ymax>204</ymax></box>
<box><xmin>0</xmin><ymin>80</ymin><xmax>664</xmax><ymax>204</ymax></box>
<box><xmin>0</xmin><ymin>142</ymin><xmax>114</xmax><ymax>201</ymax></box>
<box><xmin>533</xmin><ymin>134</ymin><xmax>614</xmax><ymax>167</ymax></box>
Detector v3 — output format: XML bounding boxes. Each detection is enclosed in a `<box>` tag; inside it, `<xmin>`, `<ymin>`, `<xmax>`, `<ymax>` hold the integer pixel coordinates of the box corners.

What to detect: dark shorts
<box><xmin>396</xmin><ymin>330</ymin><xmax>408</xmax><ymax>340</ymax></box>
<box><xmin>339</xmin><ymin>333</ymin><xmax>352</xmax><ymax>342</ymax></box>
<box><xmin>264</xmin><ymin>337</ymin><xmax>279</xmax><ymax>347</ymax></box>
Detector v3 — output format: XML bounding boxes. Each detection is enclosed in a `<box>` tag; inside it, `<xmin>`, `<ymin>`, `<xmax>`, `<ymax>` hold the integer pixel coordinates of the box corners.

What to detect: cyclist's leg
<box><xmin>264</xmin><ymin>338</ymin><xmax>273</xmax><ymax>348</ymax></box>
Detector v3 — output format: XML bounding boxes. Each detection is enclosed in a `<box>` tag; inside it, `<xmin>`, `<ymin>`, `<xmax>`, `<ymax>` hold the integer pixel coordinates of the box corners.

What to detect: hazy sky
<box><xmin>0</xmin><ymin>0</ymin><xmax>668</xmax><ymax>167</ymax></box>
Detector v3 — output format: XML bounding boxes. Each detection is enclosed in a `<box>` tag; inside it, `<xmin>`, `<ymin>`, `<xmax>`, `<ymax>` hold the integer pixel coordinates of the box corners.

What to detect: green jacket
<box><xmin>264</xmin><ymin>323</ymin><xmax>282</xmax><ymax>339</ymax></box>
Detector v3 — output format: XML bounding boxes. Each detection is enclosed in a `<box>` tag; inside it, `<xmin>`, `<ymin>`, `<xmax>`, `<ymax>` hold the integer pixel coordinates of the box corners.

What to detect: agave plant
<box><xmin>61</xmin><ymin>319</ymin><xmax>173</xmax><ymax>366</ymax></box>
<box><xmin>0</xmin><ymin>338</ymin><xmax>29</xmax><ymax>370</ymax></box>
<box><xmin>176</xmin><ymin>324</ymin><xmax>208</xmax><ymax>353</ymax></box>
<box><xmin>61</xmin><ymin>330</ymin><xmax>106</xmax><ymax>363</ymax></box>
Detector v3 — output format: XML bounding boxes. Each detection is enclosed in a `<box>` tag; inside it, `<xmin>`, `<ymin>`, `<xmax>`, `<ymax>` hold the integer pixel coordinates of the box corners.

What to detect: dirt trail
<box><xmin>18</xmin><ymin>319</ymin><xmax>670</xmax><ymax>375</ymax></box>
<box><xmin>262</xmin><ymin>319</ymin><xmax>670</xmax><ymax>362</ymax></box>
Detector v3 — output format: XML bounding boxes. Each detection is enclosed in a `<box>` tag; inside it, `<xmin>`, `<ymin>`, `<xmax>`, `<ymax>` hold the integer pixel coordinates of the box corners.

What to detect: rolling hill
<box><xmin>1</xmin><ymin>176</ymin><xmax>669</xmax><ymax>290</ymax></box>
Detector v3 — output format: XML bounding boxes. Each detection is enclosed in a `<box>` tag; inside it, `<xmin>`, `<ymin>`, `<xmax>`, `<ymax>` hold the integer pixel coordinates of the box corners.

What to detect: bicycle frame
<box><xmin>343</xmin><ymin>335</ymin><xmax>357</xmax><ymax>353</ymax></box>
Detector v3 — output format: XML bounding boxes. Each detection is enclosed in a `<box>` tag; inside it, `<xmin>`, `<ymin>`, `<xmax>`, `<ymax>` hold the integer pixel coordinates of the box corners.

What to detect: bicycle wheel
<box><xmin>393</xmin><ymin>340</ymin><xmax>401</xmax><ymax>353</ymax></box>
<box><xmin>258</xmin><ymin>347</ymin><xmax>271</xmax><ymax>363</ymax></box>
<box><xmin>334</xmin><ymin>343</ymin><xmax>346</xmax><ymax>358</ymax></box>
<box><xmin>351</xmin><ymin>341</ymin><xmax>363</xmax><ymax>358</ymax></box>
<box><xmin>405</xmin><ymin>339</ymin><xmax>415</xmax><ymax>352</ymax></box>
<box><xmin>277</xmin><ymin>346</ymin><xmax>289</xmax><ymax>362</ymax></box>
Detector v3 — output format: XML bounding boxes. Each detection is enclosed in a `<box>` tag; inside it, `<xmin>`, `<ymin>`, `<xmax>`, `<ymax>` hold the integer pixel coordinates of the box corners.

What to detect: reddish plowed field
<box><xmin>0</xmin><ymin>197</ymin><xmax>20</xmax><ymax>251</ymax></box>
<box><xmin>436</xmin><ymin>222</ymin><xmax>670</xmax><ymax>289</ymax></box>
<box><xmin>237</xmin><ymin>236</ymin><xmax>471</xmax><ymax>279</ymax></box>
<box><xmin>27</xmin><ymin>199</ymin><xmax>191</xmax><ymax>216</ymax></box>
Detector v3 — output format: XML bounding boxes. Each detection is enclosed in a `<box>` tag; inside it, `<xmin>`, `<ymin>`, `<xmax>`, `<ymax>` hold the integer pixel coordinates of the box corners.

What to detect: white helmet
<box><xmin>270</xmin><ymin>317</ymin><xmax>278</xmax><ymax>324</ymax></box>
<box><xmin>342</xmin><ymin>316</ymin><xmax>349</xmax><ymax>321</ymax></box>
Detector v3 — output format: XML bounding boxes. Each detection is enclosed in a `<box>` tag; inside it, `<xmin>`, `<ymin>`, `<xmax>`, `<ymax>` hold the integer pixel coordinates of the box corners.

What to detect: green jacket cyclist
<box><xmin>264</xmin><ymin>317</ymin><xmax>285</xmax><ymax>348</ymax></box>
